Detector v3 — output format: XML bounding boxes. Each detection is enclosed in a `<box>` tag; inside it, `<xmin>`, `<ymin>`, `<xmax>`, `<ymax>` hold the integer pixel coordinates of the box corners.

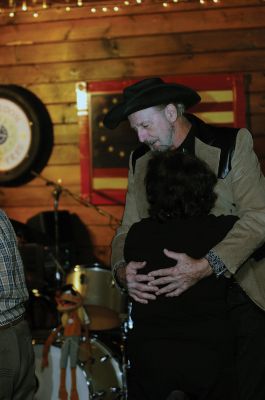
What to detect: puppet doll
<box><xmin>42</xmin><ymin>284</ymin><xmax>90</xmax><ymax>400</ymax></box>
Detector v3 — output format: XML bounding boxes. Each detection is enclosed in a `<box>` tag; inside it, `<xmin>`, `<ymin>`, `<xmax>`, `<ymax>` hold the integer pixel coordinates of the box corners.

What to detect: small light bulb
<box><xmin>22</xmin><ymin>1</ymin><xmax>27</xmax><ymax>11</ymax></box>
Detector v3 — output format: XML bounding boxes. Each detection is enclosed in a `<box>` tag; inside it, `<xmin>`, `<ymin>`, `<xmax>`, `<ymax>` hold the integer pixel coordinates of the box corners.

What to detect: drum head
<box><xmin>34</xmin><ymin>344</ymin><xmax>88</xmax><ymax>400</ymax></box>
<box><xmin>33</xmin><ymin>338</ymin><xmax>123</xmax><ymax>400</ymax></box>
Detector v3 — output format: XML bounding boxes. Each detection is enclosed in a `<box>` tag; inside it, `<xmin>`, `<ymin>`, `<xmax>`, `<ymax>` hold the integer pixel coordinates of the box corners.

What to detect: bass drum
<box><xmin>34</xmin><ymin>337</ymin><xmax>123</xmax><ymax>400</ymax></box>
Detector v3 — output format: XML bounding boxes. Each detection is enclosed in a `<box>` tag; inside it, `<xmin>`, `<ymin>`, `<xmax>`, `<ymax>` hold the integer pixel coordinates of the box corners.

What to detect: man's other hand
<box><xmin>148</xmin><ymin>249</ymin><xmax>212</xmax><ymax>297</ymax></box>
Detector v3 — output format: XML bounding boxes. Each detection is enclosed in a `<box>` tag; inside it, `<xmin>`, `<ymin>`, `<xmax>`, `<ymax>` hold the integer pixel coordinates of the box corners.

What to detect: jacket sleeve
<box><xmin>111</xmin><ymin>152</ymin><xmax>141</xmax><ymax>271</ymax></box>
<box><xmin>212</xmin><ymin>128</ymin><xmax>265</xmax><ymax>274</ymax></box>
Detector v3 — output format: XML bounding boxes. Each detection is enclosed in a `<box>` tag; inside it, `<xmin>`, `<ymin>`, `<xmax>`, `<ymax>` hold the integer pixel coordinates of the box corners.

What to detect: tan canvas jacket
<box><xmin>111</xmin><ymin>128</ymin><xmax>265</xmax><ymax>310</ymax></box>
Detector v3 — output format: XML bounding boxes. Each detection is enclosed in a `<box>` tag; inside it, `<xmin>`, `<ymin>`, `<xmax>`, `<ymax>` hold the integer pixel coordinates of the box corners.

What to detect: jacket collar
<box><xmin>195</xmin><ymin>137</ymin><xmax>220</xmax><ymax>176</ymax></box>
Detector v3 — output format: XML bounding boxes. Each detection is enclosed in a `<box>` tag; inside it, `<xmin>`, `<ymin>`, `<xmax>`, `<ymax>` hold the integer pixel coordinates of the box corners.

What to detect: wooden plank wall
<box><xmin>0</xmin><ymin>0</ymin><xmax>265</xmax><ymax>266</ymax></box>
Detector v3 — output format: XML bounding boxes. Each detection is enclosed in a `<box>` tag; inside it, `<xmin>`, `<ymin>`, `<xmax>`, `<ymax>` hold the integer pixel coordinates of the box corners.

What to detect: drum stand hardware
<box><xmin>91</xmin><ymin>388</ymin><xmax>123</xmax><ymax>399</ymax></box>
<box><xmin>119</xmin><ymin>303</ymin><xmax>134</xmax><ymax>400</ymax></box>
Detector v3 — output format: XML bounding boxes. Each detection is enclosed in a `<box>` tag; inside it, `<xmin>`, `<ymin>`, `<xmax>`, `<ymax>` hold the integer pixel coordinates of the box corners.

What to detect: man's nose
<box><xmin>137</xmin><ymin>129</ymin><xmax>147</xmax><ymax>143</ymax></box>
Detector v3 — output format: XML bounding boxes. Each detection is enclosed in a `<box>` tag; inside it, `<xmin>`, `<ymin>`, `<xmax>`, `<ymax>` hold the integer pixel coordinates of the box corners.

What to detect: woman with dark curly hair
<box><xmin>124</xmin><ymin>150</ymin><xmax>238</xmax><ymax>400</ymax></box>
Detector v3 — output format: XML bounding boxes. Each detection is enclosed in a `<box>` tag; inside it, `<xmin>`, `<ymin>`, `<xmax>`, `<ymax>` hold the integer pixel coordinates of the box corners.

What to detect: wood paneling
<box><xmin>0</xmin><ymin>0</ymin><xmax>265</xmax><ymax>267</ymax></box>
<box><xmin>53</xmin><ymin>124</ymin><xmax>79</xmax><ymax>144</ymax></box>
<box><xmin>1</xmin><ymin>50</ymin><xmax>265</xmax><ymax>85</ymax></box>
<box><xmin>250</xmin><ymin>115</ymin><xmax>265</xmax><ymax>136</ymax></box>
<box><xmin>1</xmin><ymin>28</ymin><xmax>265</xmax><ymax>65</ymax></box>
<box><xmin>47</xmin><ymin>104</ymin><xmax>77</xmax><ymax>124</ymax></box>
<box><xmin>249</xmin><ymin>93</ymin><xmax>265</xmax><ymax>113</ymax></box>
<box><xmin>28</xmin><ymin>165</ymin><xmax>81</xmax><ymax>186</ymax></box>
<box><xmin>27</xmin><ymin>82</ymin><xmax>77</xmax><ymax>103</ymax></box>
<box><xmin>1</xmin><ymin>5</ymin><xmax>265</xmax><ymax>45</ymax></box>
<box><xmin>248</xmin><ymin>72</ymin><xmax>265</xmax><ymax>92</ymax></box>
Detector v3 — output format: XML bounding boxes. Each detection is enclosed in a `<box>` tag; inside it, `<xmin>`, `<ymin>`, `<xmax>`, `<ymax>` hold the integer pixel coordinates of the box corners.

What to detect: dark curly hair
<box><xmin>145</xmin><ymin>150</ymin><xmax>217</xmax><ymax>222</ymax></box>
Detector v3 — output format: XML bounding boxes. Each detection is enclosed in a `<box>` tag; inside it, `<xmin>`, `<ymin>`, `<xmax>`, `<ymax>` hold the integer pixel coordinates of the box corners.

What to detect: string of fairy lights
<box><xmin>0</xmin><ymin>0</ymin><xmax>221</xmax><ymax>18</ymax></box>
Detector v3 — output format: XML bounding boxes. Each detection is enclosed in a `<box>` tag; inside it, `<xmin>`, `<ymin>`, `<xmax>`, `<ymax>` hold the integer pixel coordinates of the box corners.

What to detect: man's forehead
<box><xmin>128</xmin><ymin>106</ymin><xmax>158</xmax><ymax>124</ymax></box>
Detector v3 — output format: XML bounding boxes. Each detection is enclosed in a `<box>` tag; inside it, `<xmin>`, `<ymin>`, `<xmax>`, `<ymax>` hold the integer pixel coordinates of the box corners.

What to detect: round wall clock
<box><xmin>0</xmin><ymin>85</ymin><xmax>53</xmax><ymax>186</ymax></box>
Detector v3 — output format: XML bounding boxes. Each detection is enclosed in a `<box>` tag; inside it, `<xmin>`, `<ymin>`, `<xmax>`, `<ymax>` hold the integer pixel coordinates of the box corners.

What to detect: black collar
<box><xmin>177</xmin><ymin>123</ymin><xmax>195</xmax><ymax>156</ymax></box>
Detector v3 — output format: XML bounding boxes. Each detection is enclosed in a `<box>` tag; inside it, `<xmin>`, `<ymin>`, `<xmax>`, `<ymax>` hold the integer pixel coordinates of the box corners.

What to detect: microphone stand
<box><xmin>52</xmin><ymin>184</ymin><xmax>62</xmax><ymax>265</ymax></box>
<box><xmin>31</xmin><ymin>171</ymin><xmax>121</xmax><ymax>290</ymax></box>
<box><xmin>52</xmin><ymin>183</ymin><xmax>67</xmax><ymax>288</ymax></box>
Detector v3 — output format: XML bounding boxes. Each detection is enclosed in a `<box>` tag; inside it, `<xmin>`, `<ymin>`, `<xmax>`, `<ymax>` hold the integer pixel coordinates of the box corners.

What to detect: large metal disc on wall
<box><xmin>0</xmin><ymin>85</ymin><xmax>53</xmax><ymax>186</ymax></box>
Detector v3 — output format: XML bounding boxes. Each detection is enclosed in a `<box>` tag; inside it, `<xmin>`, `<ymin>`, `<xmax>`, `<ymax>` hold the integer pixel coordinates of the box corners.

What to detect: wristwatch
<box><xmin>205</xmin><ymin>250</ymin><xmax>227</xmax><ymax>277</ymax></box>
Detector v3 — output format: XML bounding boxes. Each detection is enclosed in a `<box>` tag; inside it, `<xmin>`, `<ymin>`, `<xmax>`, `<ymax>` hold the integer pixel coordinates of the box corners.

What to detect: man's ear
<box><xmin>165</xmin><ymin>104</ymin><xmax>178</xmax><ymax>122</ymax></box>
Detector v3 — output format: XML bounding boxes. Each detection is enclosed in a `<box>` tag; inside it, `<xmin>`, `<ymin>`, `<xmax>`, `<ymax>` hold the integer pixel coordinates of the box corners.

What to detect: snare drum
<box><xmin>34</xmin><ymin>337</ymin><xmax>123</xmax><ymax>400</ymax></box>
<box><xmin>66</xmin><ymin>264</ymin><xmax>127</xmax><ymax>330</ymax></box>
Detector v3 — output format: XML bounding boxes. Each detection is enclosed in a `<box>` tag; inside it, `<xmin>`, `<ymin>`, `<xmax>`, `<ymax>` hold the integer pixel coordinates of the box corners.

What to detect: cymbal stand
<box><xmin>31</xmin><ymin>170</ymin><xmax>121</xmax><ymax>229</ymax></box>
<box><xmin>51</xmin><ymin>183</ymin><xmax>65</xmax><ymax>287</ymax></box>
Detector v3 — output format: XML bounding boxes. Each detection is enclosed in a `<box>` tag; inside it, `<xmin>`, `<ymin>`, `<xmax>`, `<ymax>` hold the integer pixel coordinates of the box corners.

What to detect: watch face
<box><xmin>0</xmin><ymin>98</ymin><xmax>32</xmax><ymax>171</ymax></box>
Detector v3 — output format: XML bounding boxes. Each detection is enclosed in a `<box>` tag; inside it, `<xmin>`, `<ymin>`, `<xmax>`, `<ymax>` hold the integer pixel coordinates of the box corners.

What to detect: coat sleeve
<box><xmin>111</xmin><ymin>152</ymin><xmax>141</xmax><ymax>271</ymax></box>
<box><xmin>212</xmin><ymin>128</ymin><xmax>265</xmax><ymax>274</ymax></box>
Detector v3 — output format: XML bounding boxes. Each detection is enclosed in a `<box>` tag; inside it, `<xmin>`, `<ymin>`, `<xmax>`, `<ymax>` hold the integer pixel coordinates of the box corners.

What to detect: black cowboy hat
<box><xmin>103</xmin><ymin>77</ymin><xmax>201</xmax><ymax>129</ymax></box>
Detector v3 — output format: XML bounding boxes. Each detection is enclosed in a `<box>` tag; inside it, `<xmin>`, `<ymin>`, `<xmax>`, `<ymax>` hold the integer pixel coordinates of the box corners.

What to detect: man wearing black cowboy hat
<box><xmin>104</xmin><ymin>77</ymin><xmax>265</xmax><ymax>400</ymax></box>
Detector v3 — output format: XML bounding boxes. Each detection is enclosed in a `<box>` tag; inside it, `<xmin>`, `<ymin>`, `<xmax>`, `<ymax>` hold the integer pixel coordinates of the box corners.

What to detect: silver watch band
<box><xmin>205</xmin><ymin>250</ymin><xmax>227</xmax><ymax>277</ymax></box>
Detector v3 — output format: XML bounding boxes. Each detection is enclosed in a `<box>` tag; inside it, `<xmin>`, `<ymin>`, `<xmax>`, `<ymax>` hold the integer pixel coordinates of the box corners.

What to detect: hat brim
<box><xmin>103</xmin><ymin>83</ymin><xmax>201</xmax><ymax>129</ymax></box>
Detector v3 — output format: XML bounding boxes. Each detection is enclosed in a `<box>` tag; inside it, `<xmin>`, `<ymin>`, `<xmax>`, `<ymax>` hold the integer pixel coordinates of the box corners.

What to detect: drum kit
<box><xmin>12</xmin><ymin>176</ymin><xmax>131</xmax><ymax>400</ymax></box>
<box><xmin>32</xmin><ymin>263</ymin><xmax>129</xmax><ymax>400</ymax></box>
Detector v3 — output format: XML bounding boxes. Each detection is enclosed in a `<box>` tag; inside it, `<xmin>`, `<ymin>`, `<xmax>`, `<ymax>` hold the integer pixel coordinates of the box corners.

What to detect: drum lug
<box><xmin>91</xmin><ymin>390</ymin><xmax>105</xmax><ymax>399</ymax></box>
<box><xmin>100</xmin><ymin>354</ymin><xmax>110</xmax><ymax>363</ymax></box>
<box><xmin>110</xmin><ymin>387</ymin><xmax>122</xmax><ymax>393</ymax></box>
<box><xmin>91</xmin><ymin>387</ymin><xmax>123</xmax><ymax>399</ymax></box>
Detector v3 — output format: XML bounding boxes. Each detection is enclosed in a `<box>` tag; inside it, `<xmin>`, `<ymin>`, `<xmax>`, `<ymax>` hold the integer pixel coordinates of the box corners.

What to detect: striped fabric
<box><xmin>0</xmin><ymin>210</ymin><xmax>28</xmax><ymax>326</ymax></box>
<box><xmin>82</xmin><ymin>74</ymin><xmax>246</xmax><ymax>204</ymax></box>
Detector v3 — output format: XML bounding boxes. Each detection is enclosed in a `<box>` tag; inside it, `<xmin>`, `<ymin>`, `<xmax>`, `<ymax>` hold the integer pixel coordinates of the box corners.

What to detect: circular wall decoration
<box><xmin>0</xmin><ymin>85</ymin><xmax>54</xmax><ymax>186</ymax></box>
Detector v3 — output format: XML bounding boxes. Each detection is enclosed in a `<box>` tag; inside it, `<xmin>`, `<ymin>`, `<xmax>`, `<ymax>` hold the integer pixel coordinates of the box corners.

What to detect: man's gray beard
<box><xmin>150</xmin><ymin>144</ymin><xmax>171</xmax><ymax>152</ymax></box>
